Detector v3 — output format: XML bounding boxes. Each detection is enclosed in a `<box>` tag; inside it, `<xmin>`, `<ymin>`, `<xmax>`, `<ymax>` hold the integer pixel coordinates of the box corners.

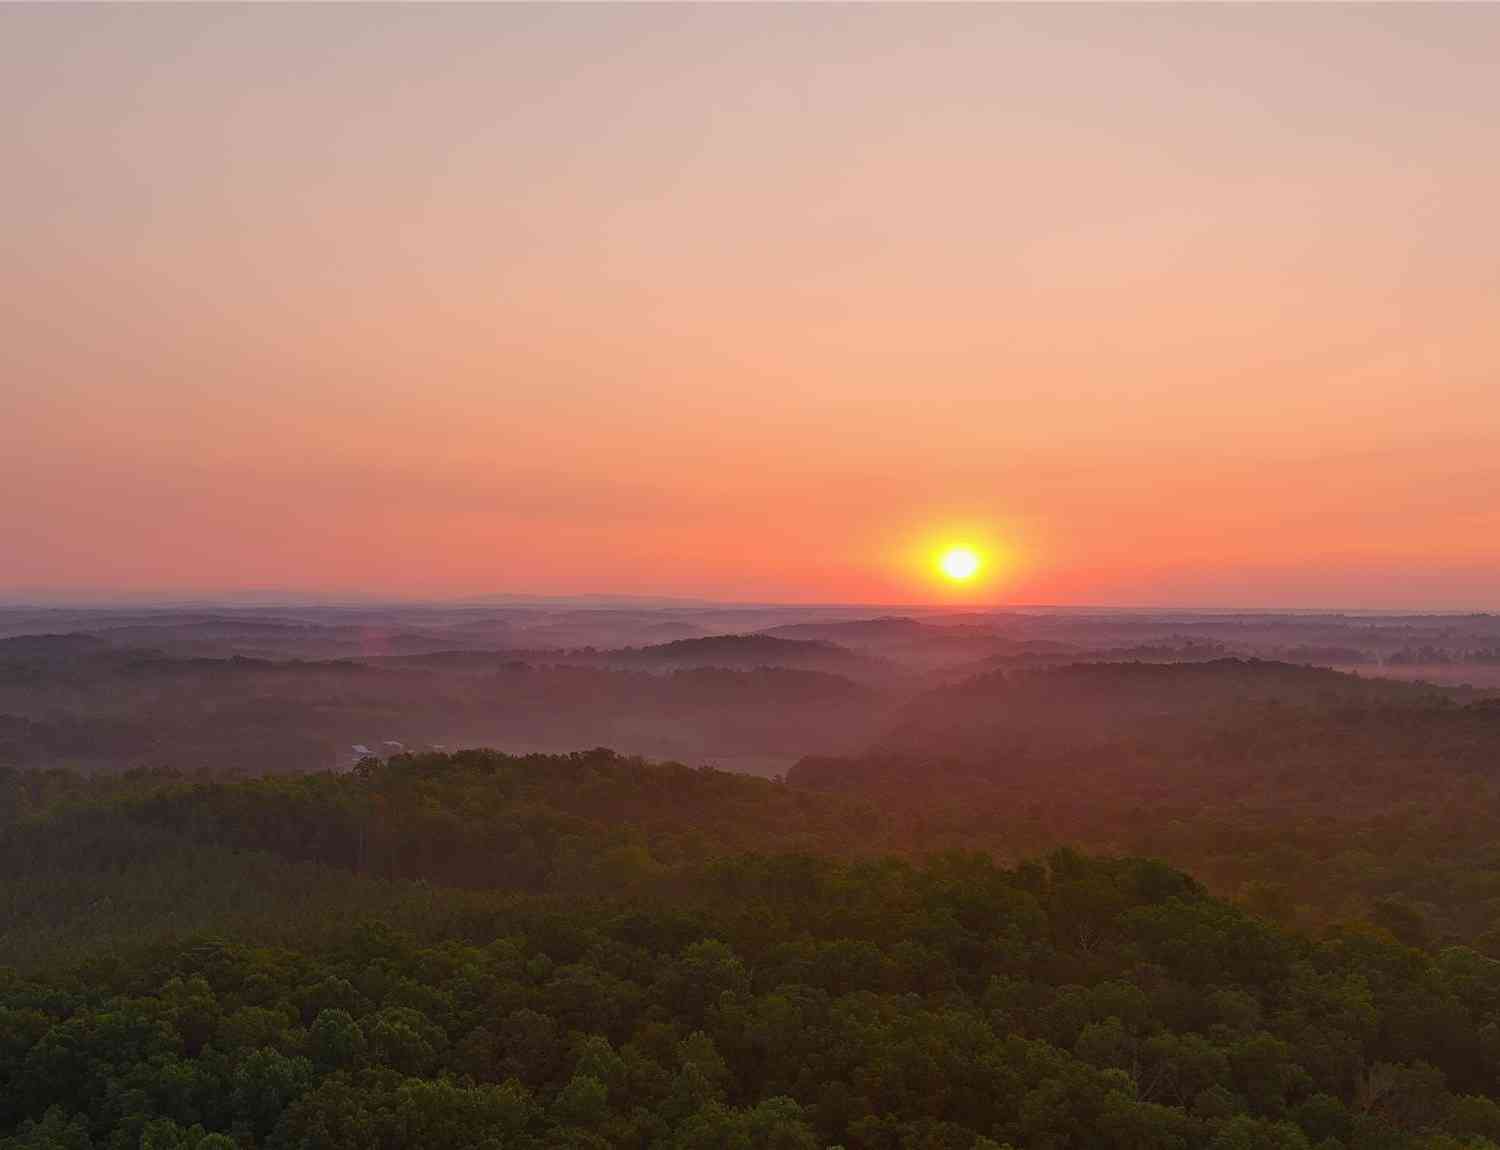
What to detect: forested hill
<box><xmin>877</xmin><ymin>659</ymin><xmax>1462</xmax><ymax>754</ymax></box>
<box><xmin>11</xmin><ymin>755</ymin><xmax>1500</xmax><ymax>1148</ymax></box>
<box><xmin>790</xmin><ymin>661</ymin><xmax>1500</xmax><ymax>945</ymax></box>
<box><xmin>0</xmin><ymin>750</ymin><xmax>884</xmax><ymax>903</ymax></box>
<box><xmin>11</xmin><ymin>705</ymin><xmax>1500</xmax><ymax>951</ymax></box>
<box><xmin>8</xmin><ymin>686</ymin><xmax>1500</xmax><ymax>1148</ymax></box>
<box><xmin>605</xmin><ymin>635</ymin><xmax>894</xmax><ymax>680</ymax></box>
<box><xmin>0</xmin><ymin>645</ymin><xmax>886</xmax><ymax>775</ymax></box>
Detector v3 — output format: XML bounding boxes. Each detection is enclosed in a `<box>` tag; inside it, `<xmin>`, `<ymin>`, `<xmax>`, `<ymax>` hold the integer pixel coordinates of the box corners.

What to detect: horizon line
<box><xmin>0</xmin><ymin>591</ymin><xmax>1495</xmax><ymax>618</ymax></box>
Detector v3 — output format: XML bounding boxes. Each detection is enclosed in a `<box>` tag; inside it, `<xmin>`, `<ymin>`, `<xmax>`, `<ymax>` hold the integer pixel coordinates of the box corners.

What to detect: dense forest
<box><xmin>795</xmin><ymin>661</ymin><xmax>1500</xmax><ymax>945</ymax></box>
<box><xmin>6</xmin><ymin>607</ymin><xmax>1500</xmax><ymax>1147</ymax></box>
<box><xmin>5</xmin><ymin>752</ymin><xmax>1500</xmax><ymax>1147</ymax></box>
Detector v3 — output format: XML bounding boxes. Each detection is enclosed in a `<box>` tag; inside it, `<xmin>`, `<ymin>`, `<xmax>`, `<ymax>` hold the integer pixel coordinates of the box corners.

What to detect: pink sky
<box><xmin>3</xmin><ymin>5</ymin><xmax>1498</xmax><ymax>607</ymax></box>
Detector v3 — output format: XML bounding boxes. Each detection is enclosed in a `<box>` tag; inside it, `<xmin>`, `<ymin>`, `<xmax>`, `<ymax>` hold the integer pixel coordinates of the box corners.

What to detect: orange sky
<box><xmin>3</xmin><ymin>5</ymin><xmax>1498</xmax><ymax>608</ymax></box>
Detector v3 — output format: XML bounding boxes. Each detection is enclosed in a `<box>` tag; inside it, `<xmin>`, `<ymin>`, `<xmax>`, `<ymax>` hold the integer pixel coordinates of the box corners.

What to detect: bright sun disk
<box><xmin>939</xmin><ymin>547</ymin><xmax>981</xmax><ymax>582</ymax></box>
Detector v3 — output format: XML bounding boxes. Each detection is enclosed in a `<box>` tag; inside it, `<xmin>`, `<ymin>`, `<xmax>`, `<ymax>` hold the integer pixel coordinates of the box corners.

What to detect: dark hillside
<box><xmin>790</xmin><ymin>662</ymin><xmax>1500</xmax><ymax>942</ymax></box>
<box><xmin>6</xmin><ymin>761</ymin><xmax>1500</xmax><ymax>1148</ymax></box>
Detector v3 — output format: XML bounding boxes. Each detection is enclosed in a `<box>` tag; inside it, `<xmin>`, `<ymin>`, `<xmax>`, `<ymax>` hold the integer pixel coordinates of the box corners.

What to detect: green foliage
<box><xmin>9</xmin><ymin>752</ymin><xmax>1500</xmax><ymax>1147</ymax></box>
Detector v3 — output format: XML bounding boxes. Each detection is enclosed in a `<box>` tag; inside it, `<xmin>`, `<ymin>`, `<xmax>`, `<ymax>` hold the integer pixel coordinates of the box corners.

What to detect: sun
<box><xmin>938</xmin><ymin>546</ymin><xmax>981</xmax><ymax>582</ymax></box>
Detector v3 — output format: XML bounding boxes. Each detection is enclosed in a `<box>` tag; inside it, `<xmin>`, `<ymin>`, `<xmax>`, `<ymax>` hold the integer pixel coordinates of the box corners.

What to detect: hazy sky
<box><xmin>3</xmin><ymin>4</ymin><xmax>1498</xmax><ymax>607</ymax></box>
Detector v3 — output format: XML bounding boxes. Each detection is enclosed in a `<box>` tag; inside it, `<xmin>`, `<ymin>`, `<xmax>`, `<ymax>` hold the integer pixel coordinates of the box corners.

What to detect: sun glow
<box><xmin>898</xmin><ymin>526</ymin><xmax>1016</xmax><ymax>598</ymax></box>
<box><xmin>939</xmin><ymin>547</ymin><xmax>982</xmax><ymax>582</ymax></box>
